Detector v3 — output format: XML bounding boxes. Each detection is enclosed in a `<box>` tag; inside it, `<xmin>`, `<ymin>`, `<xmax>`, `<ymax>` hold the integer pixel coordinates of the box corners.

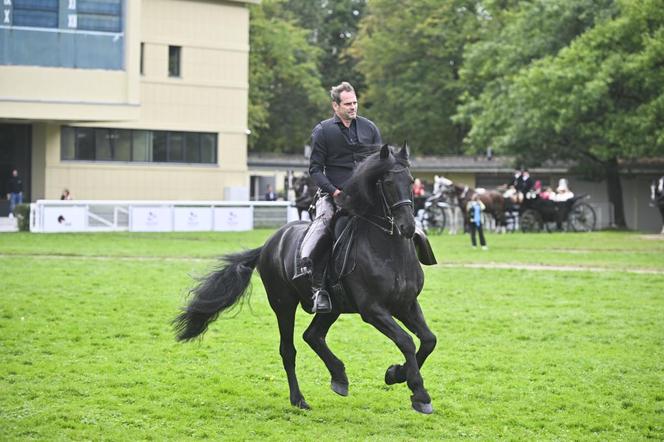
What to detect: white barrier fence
<box><xmin>30</xmin><ymin>200</ymin><xmax>301</xmax><ymax>233</ymax></box>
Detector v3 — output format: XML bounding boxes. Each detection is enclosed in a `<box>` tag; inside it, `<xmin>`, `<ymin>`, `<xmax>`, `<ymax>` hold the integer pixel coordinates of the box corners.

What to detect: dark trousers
<box><xmin>469</xmin><ymin>223</ymin><xmax>486</xmax><ymax>247</ymax></box>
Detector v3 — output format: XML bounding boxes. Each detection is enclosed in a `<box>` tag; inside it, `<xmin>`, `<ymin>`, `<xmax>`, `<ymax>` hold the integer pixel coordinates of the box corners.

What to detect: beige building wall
<box><xmin>1</xmin><ymin>0</ymin><xmax>255</xmax><ymax>201</ymax></box>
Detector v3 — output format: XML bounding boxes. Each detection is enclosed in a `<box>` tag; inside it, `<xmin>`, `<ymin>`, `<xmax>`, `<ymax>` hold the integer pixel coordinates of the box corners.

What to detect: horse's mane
<box><xmin>340</xmin><ymin>144</ymin><xmax>409</xmax><ymax>216</ymax></box>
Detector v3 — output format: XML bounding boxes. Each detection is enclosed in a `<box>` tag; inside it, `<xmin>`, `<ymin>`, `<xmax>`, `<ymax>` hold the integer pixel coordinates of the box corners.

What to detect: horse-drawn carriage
<box><xmin>428</xmin><ymin>175</ymin><xmax>597</xmax><ymax>234</ymax></box>
<box><xmin>518</xmin><ymin>194</ymin><xmax>597</xmax><ymax>233</ymax></box>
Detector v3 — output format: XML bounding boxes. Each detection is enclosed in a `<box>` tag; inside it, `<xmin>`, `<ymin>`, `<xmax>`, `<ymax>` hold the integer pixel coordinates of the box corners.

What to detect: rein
<box><xmin>358</xmin><ymin>167</ymin><xmax>413</xmax><ymax>236</ymax></box>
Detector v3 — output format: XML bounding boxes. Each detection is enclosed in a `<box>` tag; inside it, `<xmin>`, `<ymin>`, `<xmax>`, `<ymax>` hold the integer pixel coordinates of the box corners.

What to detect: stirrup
<box><xmin>312</xmin><ymin>289</ymin><xmax>332</xmax><ymax>313</ymax></box>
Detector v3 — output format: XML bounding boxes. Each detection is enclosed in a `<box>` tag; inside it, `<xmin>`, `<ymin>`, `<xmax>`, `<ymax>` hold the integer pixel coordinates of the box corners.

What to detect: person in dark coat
<box><xmin>293</xmin><ymin>81</ymin><xmax>382</xmax><ymax>313</ymax></box>
<box><xmin>651</xmin><ymin>176</ymin><xmax>664</xmax><ymax>234</ymax></box>
<box><xmin>6</xmin><ymin>169</ymin><xmax>23</xmax><ymax>217</ymax></box>
<box><xmin>264</xmin><ymin>184</ymin><xmax>277</xmax><ymax>201</ymax></box>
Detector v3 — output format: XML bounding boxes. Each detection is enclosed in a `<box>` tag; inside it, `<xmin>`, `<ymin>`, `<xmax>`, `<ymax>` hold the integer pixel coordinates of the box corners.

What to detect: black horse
<box><xmin>174</xmin><ymin>144</ymin><xmax>437</xmax><ymax>414</ymax></box>
<box><xmin>293</xmin><ymin>173</ymin><xmax>316</xmax><ymax>220</ymax></box>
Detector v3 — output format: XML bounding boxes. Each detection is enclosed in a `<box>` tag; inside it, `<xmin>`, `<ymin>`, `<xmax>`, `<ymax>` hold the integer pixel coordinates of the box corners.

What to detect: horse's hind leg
<box><xmin>362</xmin><ymin>309</ymin><xmax>433</xmax><ymax>414</ymax></box>
<box><xmin>386</xmin><ymin>300</ymin><xmax>437</xmax><ymax>386</ymax></box>
<box><xmin>270</xmin><ymin>297</ymin><xmax>309</xmax><ymax>410</ymax></box>
<box><xmin>302</xmin><ymin>313</ymin><xmax>348</xmax><ymax>396</ymax></box>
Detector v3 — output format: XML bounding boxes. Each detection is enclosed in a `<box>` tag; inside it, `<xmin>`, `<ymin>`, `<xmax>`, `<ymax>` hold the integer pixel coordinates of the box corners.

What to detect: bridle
<box><xmin>363</xmin><ymin>167</ymin><xmax>414</xmax><ymax>236</ymax></box>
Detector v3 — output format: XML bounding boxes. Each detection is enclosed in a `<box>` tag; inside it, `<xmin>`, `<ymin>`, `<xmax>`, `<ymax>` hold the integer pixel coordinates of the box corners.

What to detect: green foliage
<box><xmin>352</xmin><ymin>0</ymin><xmax>482</xmax><ymax>154</ymax></box>
<box><xmin>1</xmin><ymin>231</ymin><xmax>663</xmax><ymax>439</ymax></box>
<box><xmin>13</xmin><ymin>203</ymin><xmax>30</xmax><ymax>231</ymax></box>
<box><xmin>248</xmin><ymin>0</ymin><xmax>328</xmax><ymax>153</ymax></box>
<box><xmin>280</xmin><ymin>0</ymin><xmax>369</xmax><ymax>90</ymax></box>
<box><xmin>455</xmin><ymin>0</ymin><xmax>664</xmax><ymax>227</ymax></box>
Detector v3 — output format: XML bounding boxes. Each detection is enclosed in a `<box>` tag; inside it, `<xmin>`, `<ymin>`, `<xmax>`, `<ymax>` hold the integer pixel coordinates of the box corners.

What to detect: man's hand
<box><xmin>332</xmin><ymin>189</ymin><xmax>342</xmax><ymax>197</ymax></box>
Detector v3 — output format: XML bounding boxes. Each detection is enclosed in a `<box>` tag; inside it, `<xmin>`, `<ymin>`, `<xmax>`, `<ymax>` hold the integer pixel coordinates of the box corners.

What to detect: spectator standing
<box><xmin>466</xmin><ymin>194</ymin><xmax>488</xmax><ymax>250</ymax></box>
<box><xmin>6</xmin><ymin>169</ymin><xmax>23</xmax><ymax>217</ymax></box>
<box><xmin>412</xmin><ymin>178</ymin><xmax>426</xmax><ymax>197</ymax></box>
<box><xmin>264</xmin><ymin>184</ymin><xmax>277</xmax><ymax>201</ymax></box>
<box><xmin>60</xmin><ymin>189</ymin><xmax>72</xmax><ymax>200</ymax></box>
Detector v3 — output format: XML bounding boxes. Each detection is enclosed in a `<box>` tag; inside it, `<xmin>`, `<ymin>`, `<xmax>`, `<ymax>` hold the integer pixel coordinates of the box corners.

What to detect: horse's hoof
<box><xmin>385</xmin><ymin>364</ymin><xmax>405</xmax><ymax>385</ymax></box>
<box><xmin>293</xmin><ymin>399</ymin><xmax>311</xmax><ymax>410</ymax></box>
<box><xmin>412</xmin><ymin>401</ymin><xmax>433</xmax><ymax>414</ymax></box>
<box><xmin>331</xmin><ymin>380</ymin><xmax>349</xmax><ymax>396</ymax></box>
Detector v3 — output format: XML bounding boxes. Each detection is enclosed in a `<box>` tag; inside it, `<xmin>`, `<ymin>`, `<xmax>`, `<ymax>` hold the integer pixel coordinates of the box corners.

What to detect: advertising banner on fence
<box><xmin>42</xmin><ymin>206</ymin><xmax>87</xmax><ymax>232</ymax></box>
<box><xmin>213</xmin><ymin>207</ymin><xmax>252</xmax><ymax>231</ymax></box>
<box><xmin>130</xmin><ymin>206</ymin><xmax>173</xmax><ymax>232</ymax></box>
<box><xmin>173</xmin><ymin>207</ymin><xmax>213</xmax><ymax>231</ymax></box>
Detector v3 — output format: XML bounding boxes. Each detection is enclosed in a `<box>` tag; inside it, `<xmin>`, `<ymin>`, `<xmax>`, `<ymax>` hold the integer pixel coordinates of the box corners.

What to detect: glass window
<box><xmin>76</xmin><ymin>128</ymin><xmax>95</xmax><ymax>160</ymax></box>
<box><xmin>201</xmin><ymin>134</ymin><xmax>217</xmax><ymax>164</ymax></box>
<box><xmin>13</xmin><ymin>0</ymin><xmax>59</xmax><ymax>28</ymax></box>
<box><xmin>114</xmin><ymin>129</ymin><xmax>132</xmax><ymax>161</ymax></box>
<box><xmin>132</xmin><ymin>131</ymin><xmax>151</xmax><ymax>162</ymax></box>
<box><xmin>95</xmin><ymin>129</ymin><xmax>113</xmax><ymax>161</ymax></box>
<box><xmin>77</xmin><ymin>0</ymin><xmax>122</xmax><ymax>32</ymax></box>
<box><xmin>184</xmin><ymin>133</ymin><xmax>200</xmax><ymax>163</ymax></box>
<box><xmin>60</xmin><ymin>127</ymin><xmax>216</xmax><ymax>164</ymax></box>
<box><xmin>140</xmin><ymin>43</ymin><xmax>145</xmax><ymax>76</ymax></box>
<box><xmin>169</xmin><ymin>46</ymin><xmax>181</xmax><ymax>77</ymax></box>
<box><xmin>152</xmin><ymin>131</ymin><xmax>168</xmax><ymax>162</ymax></box>
<box><xmin>168</xmin><ymin>132</ymin><xmax>184</xmax><ymax>162</ymax></box>
<box><xmin>61</xmin><ymin>127</ymin><xmax>76</xmax><ymax>160</ymax></box>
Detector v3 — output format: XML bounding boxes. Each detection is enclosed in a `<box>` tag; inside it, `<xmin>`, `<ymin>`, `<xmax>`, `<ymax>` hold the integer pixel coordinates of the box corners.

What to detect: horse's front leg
<box><xmin>385</xmin><ymin>300</ymin><xmax>437</xmax><ymax>387</ymax></box>
<box><xmin>302</xmin><ymin>312</ymin><xmax>349</xmax><ymax>396</ymax></box>
<box><xmin>270</xmin><ymin>297</ymin><xmax>309</xmax><ymax>409</ymax></box>
<box><xmin>361</xmin><ymin>309</ymin><xmax>433</xmax><ymax>414</ymax></box>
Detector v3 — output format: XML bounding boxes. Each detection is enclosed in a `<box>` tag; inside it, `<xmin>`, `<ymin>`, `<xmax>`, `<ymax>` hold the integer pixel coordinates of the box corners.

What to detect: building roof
<box><xmin>248</xmin><ymin>152</ymin><xmax>568</xmax><ymax>174</ymax></box>
<box><xmin>248</xmin><ymin>152</ymin><xmax>663</xmax><ymax>175</ymax></box>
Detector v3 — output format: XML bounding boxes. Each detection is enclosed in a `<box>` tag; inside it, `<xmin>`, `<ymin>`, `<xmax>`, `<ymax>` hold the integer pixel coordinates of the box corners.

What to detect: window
<box><xmin>61</xmin><ymin>127</ymin><xmax>217</xmax><ymax>164</ymax></box>
<box><xmin>76</xmin><ymin>0</ymin><xmax>122</xmax><ymax>32</ymax></box>
<box><xmin>12</xmin><ymin>0</ymin><xmax>59</xmax><ymax>28</ymax></box>
<box><xmin>168</xmin><ymin>45</ymin><xmax>181</xmax><ymax>77</ymax></box>
<box><xmin>140</xmin><ymin>42</ymin><xmax>145</xmax><ymax>76</ymax></box>
<box><xmin>132</xmin><ymin>131</ymin><xmax>151</xmax><ymax>162</ymax></box>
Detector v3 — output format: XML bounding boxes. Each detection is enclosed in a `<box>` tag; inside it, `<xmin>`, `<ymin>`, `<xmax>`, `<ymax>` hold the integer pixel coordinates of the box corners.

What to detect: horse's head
<box><xmin>377</xmin><ymin>144</ymin><xmax>416</xmax><ymax>238</ymax></box>
<box><xmin>433</xmin><ymin>175</ymin><xmax>453</xmax><ymax>195</ymax></box>
<box><xmin>341</xmin><ymin>143</ymin><xmax>416</xmax><ymax>238</ymax></box>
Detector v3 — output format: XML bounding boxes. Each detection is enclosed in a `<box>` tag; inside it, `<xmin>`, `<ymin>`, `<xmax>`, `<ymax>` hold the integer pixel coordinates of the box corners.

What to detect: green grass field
<box><xmin>1</xmin><ymin>230</ymin><xmax>663</xmax><ymax>440</ymax></box>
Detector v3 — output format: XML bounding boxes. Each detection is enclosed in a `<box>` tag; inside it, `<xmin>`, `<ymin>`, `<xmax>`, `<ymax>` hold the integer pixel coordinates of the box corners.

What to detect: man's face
<box><xmin>333</xmin><ymin>90</ymin><xmax>358</xmax><ymax>122</ymax></box>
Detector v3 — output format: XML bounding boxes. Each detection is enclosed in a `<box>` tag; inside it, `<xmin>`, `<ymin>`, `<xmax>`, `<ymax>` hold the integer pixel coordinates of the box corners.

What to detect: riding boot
<box><xmin>311</xmin><ymin>265</ymin><xmax>331</xmax><ymax>313</ymax></box>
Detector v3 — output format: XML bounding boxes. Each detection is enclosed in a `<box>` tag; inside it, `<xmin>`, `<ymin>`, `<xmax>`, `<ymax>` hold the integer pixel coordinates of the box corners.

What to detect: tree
<box><xmin>248</xmin><ymin>1</ymin><xmax>328</xmax><ymax>153</ymax></box>
<box><xmin>351</xmin><ymin>0</ymin><xmax>483</xmax><ymax>154</ymax></box>
<box><xmin>279</xmin><ymin>0</ymin><xmax>370</xmax><ymax>91</ymax></box>
<box><xmin>458</xmin><ymin>0</ymin><xmax>664</xmax><ymax>228</ymax></box>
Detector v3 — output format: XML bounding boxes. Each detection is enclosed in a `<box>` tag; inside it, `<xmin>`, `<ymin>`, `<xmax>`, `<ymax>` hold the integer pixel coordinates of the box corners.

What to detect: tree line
<box><xmin>248</xmin><ymin>0</ymin><xmax>663</xmax><ymax>228</ymax></box>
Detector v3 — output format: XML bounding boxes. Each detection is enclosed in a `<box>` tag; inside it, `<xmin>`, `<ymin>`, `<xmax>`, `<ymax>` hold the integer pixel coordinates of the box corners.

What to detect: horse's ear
<box><xmin>380</xmin><ymin>144</ymin><xmax>390</xmax><ymax>160</ymax></box>
<box><xmin>398</xmin><ymin>142</ymin><xmax>409</xmax><ymax>160</ymax></box>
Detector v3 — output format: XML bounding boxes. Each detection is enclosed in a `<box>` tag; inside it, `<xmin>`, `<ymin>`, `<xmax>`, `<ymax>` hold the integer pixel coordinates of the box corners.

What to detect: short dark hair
<box><xmin>330</xmin><ymin>82</ymin><xmax>355</xmax><ymax>104</ymax></box>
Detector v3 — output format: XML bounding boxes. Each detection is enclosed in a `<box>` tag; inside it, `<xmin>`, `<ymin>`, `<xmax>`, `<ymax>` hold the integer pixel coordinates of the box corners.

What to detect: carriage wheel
<box><xmin>567</xmin><ymin>202</ymin><xmax>596</xmax><ymax>232</ymax></box>
<box><xmin>520</xmin><ymin>209</ymin><xmax>542</xmax><ymax>233</ymax></box>
<box><xmin>423</xmin><ymin>204</ymin><xmax>447</xmax><ymax>235</ymax></box>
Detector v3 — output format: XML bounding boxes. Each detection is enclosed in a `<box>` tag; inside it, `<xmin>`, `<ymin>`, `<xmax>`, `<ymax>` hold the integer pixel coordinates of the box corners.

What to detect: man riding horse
<box><xmin>293</xmin><ymin>82</ymin><xmax>383</xmax><ymax>313</ymax></box>
<box><xmin>293</xmin><ymin>81</ymin><xmax>434</xmax><ymax>313</ymax></box>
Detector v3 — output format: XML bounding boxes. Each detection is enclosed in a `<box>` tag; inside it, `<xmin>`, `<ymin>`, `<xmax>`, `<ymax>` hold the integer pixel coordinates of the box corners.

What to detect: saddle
<box><xmin>323</xmin><ymin>212</ymin><xmax>437</xmax><ymax>310</ymax></box>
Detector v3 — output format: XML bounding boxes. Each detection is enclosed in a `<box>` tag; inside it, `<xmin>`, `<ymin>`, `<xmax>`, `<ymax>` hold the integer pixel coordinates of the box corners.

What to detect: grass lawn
<box><xmin>1</xmin><ymin>230</ymin><xmax>663</xmax><ymax>440</ymax></box>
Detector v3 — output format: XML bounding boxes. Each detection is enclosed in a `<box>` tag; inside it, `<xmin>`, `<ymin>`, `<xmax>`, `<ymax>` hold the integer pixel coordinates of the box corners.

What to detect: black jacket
<box><xmin>8</xmin><ymin>176</ymin><xmax>23</xmax><ymax>194</ymax></box>
<box><xmin>309</xmin><ymin>115</ymin><xmax>382</xmax><ymax>194</ymax></box>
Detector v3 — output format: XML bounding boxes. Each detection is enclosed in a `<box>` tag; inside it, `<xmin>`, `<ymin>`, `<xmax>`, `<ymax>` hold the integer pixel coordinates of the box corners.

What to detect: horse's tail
<box><xmin>173</xmin><ymin>247</ymin><xmax>262</xmax><ymax>341</ymax></box>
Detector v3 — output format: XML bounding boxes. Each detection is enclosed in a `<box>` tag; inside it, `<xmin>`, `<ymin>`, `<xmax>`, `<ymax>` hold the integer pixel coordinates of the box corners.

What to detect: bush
<box><xmin>14</xmin><ymin>203</ymin><xmax>31</xmax><ymax>231</ymax></box>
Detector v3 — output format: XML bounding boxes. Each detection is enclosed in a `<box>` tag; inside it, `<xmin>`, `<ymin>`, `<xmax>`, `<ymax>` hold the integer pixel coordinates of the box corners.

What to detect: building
<box><xmin>248</xmin><ymin>152</ymin><xmax>664</xmax><ymax>233</ymax></box>
<box><xmin>0</xmin><ymin>0</ymin><xmax>257</xmax><ymax>210</ymax></box>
